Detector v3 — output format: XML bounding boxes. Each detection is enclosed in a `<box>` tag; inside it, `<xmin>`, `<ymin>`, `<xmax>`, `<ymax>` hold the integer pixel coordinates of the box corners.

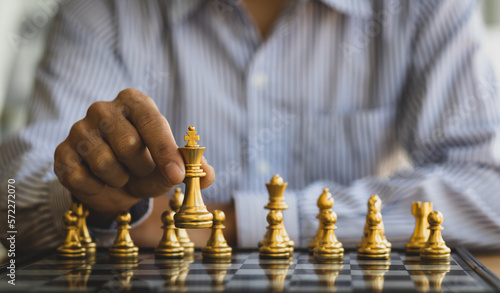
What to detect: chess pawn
<box><xmin>260</xmin><ymin>210</ymin><xmax>290</xmax><ymax>259</ymax></box>
<box><xmin>309</xmin><ymin>188</ymin><xmax>334</xmax><ymax>254</ymax></box>
<box><xmin>358</xmin><ymin>195</ymin><xmax>391</xmax><ymax>249</ymax></box>
<box><xmin>358</xmin><ymin>194</ymin><xmax>382</xmax><ymax>248</ymax></box>
<box><xmin>202</xmin><ymin>210</ymin><xmax>232</xmax><ymax>260</ymax></box>
<box><xmin>358</xmin><ymin>211</ymin><xmax>391</xmax><ymax>259</ymax></box>
<box><xmin>109</xmin><ymin>212</ymin><xmax>139</xmax><ymax>259</ymax></box>
<box><xmin>260</xmin><ymin>174</ymin><xmax>294</xmax><ymax>253</ymax></box>
<box><xmin>420</xmin><ymin>211</ymin><xmax>451</xmax><ymax>260</ymax></box>
<box><xmin>156</xmin><ymin>211</ymin><xmax>185</xmax><ymax>258</ymax></box>
<box><xmin>170</xmin><ymin>188</ymin><xmax>195</xmax><ymax>254</ymax></box>
<box><xmin>72</xmin><ymin>203</ymin><xmax>96</xmax><ymax>254</ymax></box>
<box><xmin>57</xmin><ymin>210</ymin><xmax>86</xmax><ymax>258</ymax></box>
<box><xmin>313</xmin><ymin>210</ymin><xmax>344</xmax><ymax>262</ymax></box>
<box><xmin>406</xmin><ymin>201</ymin><xmax>432</xmax><ymax>254</ymax></box>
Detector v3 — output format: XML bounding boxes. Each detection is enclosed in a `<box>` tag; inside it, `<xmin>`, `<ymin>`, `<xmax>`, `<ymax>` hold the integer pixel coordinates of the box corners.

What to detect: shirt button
<box><xmin>251</xmin><ymin>73</ymin><xmax>268</xmax><ymax>89</ymax></box>
<box><xmin>256</xmin><ymin>159</ymin><xmax>271</xmax><ymax>175</ymax></box>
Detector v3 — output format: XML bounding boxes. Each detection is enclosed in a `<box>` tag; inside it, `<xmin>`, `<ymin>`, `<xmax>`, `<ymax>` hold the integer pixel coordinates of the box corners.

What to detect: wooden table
<box><xmin>474</xmin><ymin>253</ymin><xmax>500</xmax><ymax>277</ymax></box>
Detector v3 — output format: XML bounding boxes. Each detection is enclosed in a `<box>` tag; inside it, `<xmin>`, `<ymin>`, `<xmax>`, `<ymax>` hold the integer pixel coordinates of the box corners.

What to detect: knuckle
<box><xmin>69</xmin><ymin>120</ymin><xmax>87</xmax><ymax>137</ymax></box>
<box><xmin>66</xmin><ymin>169</ymin><xmax>88</xmax><ymax>190</ymax></box>
<box><xmin>135</xmin><ymin>111</ymin><xmax>160</xmax><ymax>131</ymax></box>
<box><xmin>86</xmin><ymin>101</ymin><xmax>109</xmax><ymax>118</ymax></box>
<box><xmin>114</xmin><ymin>134</ymin><xmax>143</xmax><ymax>158</ymax></box>
<box><xmin>91</xmin><ymin>153</ymin><xmax>116</xmax><ymax>175</ymax></box>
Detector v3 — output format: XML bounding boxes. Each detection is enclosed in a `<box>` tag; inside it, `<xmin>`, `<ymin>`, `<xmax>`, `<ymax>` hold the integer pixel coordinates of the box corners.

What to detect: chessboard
<box><xmin>1</xmin><ymin>248</ymin><xmax>500</xmax><ymax>292</ymax></box>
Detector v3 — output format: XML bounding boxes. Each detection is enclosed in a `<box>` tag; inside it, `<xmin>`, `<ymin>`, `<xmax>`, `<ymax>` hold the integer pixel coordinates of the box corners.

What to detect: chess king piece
<box><xmin>313</xmin><ymin>210</ymin><xmax>344</xmax><ymax>262</ymax></box>
<box><xmin>358</xmin><ymin>211</ymin><xmax>391</xmax><ymax>259</ymax></box>
<box><xmin>109</xmin><ymin>212</ymin><xmax>139</xmax><ymax>258</ymax></box>
<box><xmin>358</xmin><ymin>194</ymin><xmax>391</xmax><ymax>249</ymax></box>
<box><xmin>174</xmin><ymin>126</ymin><xmax>213</xmax><ymax>228</ymax></box>
<box><xmin>259</xmin><ymin>174</ymin><xmax>294</xmax><ymax>254</ymax></box>
<box><xmin>406</xmin><ymin>201</ymin><xmax>432</xmax><ymax>254</ymax></box>
<box><xmin>72</xmin><ymin>202</ymin><xmax>96</xmax><ymax>254</ymax></box>
<box><xmin>169</xmin><ymin>188</ymin><xmax>195</xmax><ymax>254</ymax></box>
<box><xmin>309</xmin><ymin>188</ymin><xmax>334</xmax><ymax>254</ymax></box>
<box><xmin>202</xmin><ymin>210</ymin><xmax>232</xmax><ymax>260</ymax></box>
<box><xmin>58</xmin><ymin>210</ymin><xmax>86</xmax><ymax>258</ymax></box>
<box><xmin>156</xmin><ymin>211</ymin><xmax>185</xmax><ymax>258</ymax></box>
<box><xmin>420</xmin><ymin>211</ymin><xmax>451</xmax><ymax>260</ymax></box>
<box><xmin>260</xmin><ymin>210</ymin><xmax>290</xmax><ymax>259</ymax></box>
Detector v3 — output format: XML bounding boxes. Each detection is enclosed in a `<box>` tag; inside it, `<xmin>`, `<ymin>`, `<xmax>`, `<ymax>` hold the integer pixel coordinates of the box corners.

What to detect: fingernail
<box><xmin>165</xmin><ymin>162</ymin><xmax>185</xmax><ymax>184</ymax></box>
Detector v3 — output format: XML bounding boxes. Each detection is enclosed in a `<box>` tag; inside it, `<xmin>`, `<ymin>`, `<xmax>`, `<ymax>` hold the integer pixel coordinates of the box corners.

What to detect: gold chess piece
<box><xmin>170</xmin><ymin>188</ymin><xmax>195</xmax><ymax>254</ymax></box>
<box><xmin>174</xmin><ymin>126</ymin><xmax>213</xmax><ymax>228</ymax></box>
<box><xmin>260</xmin><ymin>210</ymin><xmax>290</xmax><ymax>259</ymax></box>
<box><xmin>358</xmin><ymin>195</ymin><xmax>391</xmax><ymax>249</ymax></box>
<box><xmin>406</xmin><ymin>201</ymin><xmax>432</xmax><ymax>254</ymax></box>
<box><xmin>202</xmin><ymin>210</ymin><xmax>232</xmax><ymax>260</ymax></box>
<box><xmin>109</xmin><ymin>212</ymin><xmax>139</xmax><ymax>259</ymax></box>
<box><xmin>420</xmin><ymin>211</ymin><xmax>450</xmax><ymax>261</ymax></box>
<box><xmin>358</xmin><ymin>211</ymin><xmax>391</xmax><ymax>259</ymax></box>
<box><xmin>309</xmin><ymin>188</ymin><xmax>334</xmax><ymax>254</ymax></box>
<box><xmin>259</xmin><ymin>174</ymin><xmax>294</xmax><ymax>254</ymax></box>
<box><xmin>313</xmin><ymin>210</ymin><xmax>344</xmax><ymax>262</ymax></box>
<box><xmin>156</xmin><ymin>211</ymin><xmax>185</xmax><ymax>258</ymax></box>
<box><xmin>72</xmin><ymin>202</ymin><xmax>96</xmax><ymax>254</ymax></box>
<box><xmin>57</xmin><ymin>210</ymin><xmax>86</xmax><ymax>258</ymax></box>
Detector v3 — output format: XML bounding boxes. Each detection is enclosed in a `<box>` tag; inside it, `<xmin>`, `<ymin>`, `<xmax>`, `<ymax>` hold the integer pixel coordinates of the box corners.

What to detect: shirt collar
<box><xmin>165</xmin><ymin>0</ymin><xmax>372</xmax><ymax>25</ymax></box>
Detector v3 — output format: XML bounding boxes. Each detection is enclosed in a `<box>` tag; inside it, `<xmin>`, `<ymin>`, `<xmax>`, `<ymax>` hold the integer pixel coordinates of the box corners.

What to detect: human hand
<box><xmin>54</xmin><ymin>88</ymin><xmax>215</xmax><ymax>216</ymax></box>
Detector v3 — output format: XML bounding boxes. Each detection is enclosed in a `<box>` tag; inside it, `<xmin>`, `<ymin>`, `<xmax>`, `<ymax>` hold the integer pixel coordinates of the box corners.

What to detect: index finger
<box><xmin>114</xmin><ymin>88</ymin><xmax>185</xmax><ymax>185</ymax></box>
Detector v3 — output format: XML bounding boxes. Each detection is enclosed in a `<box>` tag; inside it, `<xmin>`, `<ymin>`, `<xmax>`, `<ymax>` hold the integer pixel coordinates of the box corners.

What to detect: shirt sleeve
<box><xmin>235</xmin><ymin>0</ymin><xmax>500</xmax><ymax>250</ymax></box>
<box><xmin>0</xmin><ymin>0</ymin><xmax>149</xmax><ymax>253</ymax></box>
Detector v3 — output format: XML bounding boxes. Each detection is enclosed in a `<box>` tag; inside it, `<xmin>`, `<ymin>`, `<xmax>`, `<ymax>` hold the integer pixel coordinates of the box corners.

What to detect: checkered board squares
<box><xmin>0</xmin><ymin>249</ymin><xmax>499</xmax><ymax>292</ymax></box>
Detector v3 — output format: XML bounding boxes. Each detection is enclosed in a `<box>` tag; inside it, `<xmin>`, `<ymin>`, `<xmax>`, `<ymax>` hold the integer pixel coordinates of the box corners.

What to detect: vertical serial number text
<box><xmin>7</xmin><ymin>178</ymin><xmax>16</xmax><ymax>285</ymax></box>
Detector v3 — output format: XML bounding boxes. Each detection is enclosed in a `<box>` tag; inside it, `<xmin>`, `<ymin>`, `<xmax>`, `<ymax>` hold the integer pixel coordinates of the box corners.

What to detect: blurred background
<box><xmin>0</xmin><ymin>0</ymin><xmax>500</xmax><ymax>142</ymax></box>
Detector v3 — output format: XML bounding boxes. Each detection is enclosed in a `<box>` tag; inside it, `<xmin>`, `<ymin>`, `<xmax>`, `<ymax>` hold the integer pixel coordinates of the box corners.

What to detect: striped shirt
<box><xmin>1</xmin><ymin>0</ymin><xmax>500</xmax><ymax>251</ymax></box>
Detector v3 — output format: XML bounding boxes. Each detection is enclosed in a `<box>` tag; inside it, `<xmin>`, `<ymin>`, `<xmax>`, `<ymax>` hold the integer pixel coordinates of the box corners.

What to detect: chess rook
<box><xmin>420</xmin><ymin>211</ymin><xmax>451</xmax><ymax>261</ymax></box>
<box><xmin>169</xmin><ymin>188</ymin><xmax>195</xmax><ymax>254</ymax></box>
<box><xmin>109</xmin><ymin>212</ymin><xmax>139</xmax><ymax>259</ymax></box>
<box><xmin>309</xmin><ymin>188</ymin><xmax>334</xmax><ymax>254</ymax></box>
<box><xmin>406</xmin><ymin>201</ymin><xmax>432</xmax><ymax>254</ymax></box>
<box><xmin>57</xmin><ymin>210</ymin><xmax>86</xmax><ymax>258</ymax></box>
<box><xmin>202</xmin><ymin>210</ymin><xmax>232</xmax><ymax>260</ymax></box>
<box><xmin>174</xmin><ymin>126</ymin><xmax>213</xmax><ymax>228</ymax></box>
